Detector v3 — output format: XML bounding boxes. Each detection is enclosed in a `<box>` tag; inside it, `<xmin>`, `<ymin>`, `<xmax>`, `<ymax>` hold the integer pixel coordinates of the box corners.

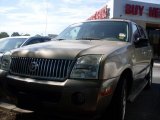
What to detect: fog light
<box><xmin>72</xmin><ymin>92</ymin><xmax>85</xmax><ymax>105</ymax></box>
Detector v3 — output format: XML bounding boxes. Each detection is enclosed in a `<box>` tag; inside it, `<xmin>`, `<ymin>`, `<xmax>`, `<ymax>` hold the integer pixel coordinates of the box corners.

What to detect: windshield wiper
<box><xmin>76</xmin><ymin>37</ymin><xmax>101</xmax><ymax>40</ymax></box>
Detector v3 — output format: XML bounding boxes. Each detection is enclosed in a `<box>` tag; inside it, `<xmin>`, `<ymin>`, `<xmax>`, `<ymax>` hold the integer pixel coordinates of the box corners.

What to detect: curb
<box><xmin>0</xmin><ymin>100</ymin><xmax>33</xmax><ymax>114</ymax></box>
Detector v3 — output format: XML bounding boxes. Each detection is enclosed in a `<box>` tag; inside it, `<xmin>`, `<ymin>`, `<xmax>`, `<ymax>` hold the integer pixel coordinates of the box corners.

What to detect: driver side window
<box><xmin>132</xmin><ymin>24</ymin><xmax>148</xmax><ymax>47</ymax></box>
<box><xmin>132</xmin><ymin>24</ymin><xmax>141</xmax><ymax>41</ymax></box>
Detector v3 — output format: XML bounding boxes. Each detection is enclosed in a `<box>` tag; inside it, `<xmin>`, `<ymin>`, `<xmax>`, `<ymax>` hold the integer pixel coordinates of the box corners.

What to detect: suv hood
<box><xmin>12</xmin><ymin>40</ymin><xmax>129</xmax><ymax>59</ymax></box>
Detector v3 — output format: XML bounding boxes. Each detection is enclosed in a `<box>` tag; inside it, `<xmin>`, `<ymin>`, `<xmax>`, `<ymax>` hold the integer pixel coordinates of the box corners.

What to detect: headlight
<box><xmin>70</xmin><ymin>55</ymin><xmax>102</xmax><ymax>79</ymax></box>
<box><xmin>1</xmin><ymin>52</ymin><xmax>11</xmax><ymax>71</ymax></box>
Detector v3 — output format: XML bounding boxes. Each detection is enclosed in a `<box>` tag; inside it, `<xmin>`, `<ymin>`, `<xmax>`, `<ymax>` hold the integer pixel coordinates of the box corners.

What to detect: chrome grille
<box><xmin>9</xmin><ymin>57</ymin><xmax>74</xmax><ymax>81</ymax></box>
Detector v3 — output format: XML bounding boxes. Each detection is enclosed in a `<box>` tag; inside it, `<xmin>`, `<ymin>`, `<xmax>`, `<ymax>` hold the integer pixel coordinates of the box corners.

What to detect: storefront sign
<box><xmin>125</xmin><ymin>4</ymin><xmax>144</xmax><ymax>16</ymax></box>
<box><xmin>87</xmin><ymin>6</ymin><xmax>110</xmax><ymax>20</ymax></box>
<box><xmin>149</xmin><ymin>7</ymin><xmax>160</xmax><ymax>18</ymax></box>
<box><xmin>125</xmin><ymin>4</ymin><xmax>160</xmax><ymax>18</ymax></box>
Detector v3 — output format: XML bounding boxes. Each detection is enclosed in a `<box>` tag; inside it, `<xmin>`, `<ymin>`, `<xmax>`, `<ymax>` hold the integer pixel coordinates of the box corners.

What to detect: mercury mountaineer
<box><xmin>1</xmin><ymin>19</ymin><xmax>153</xmax><ymax>120</ymax></box>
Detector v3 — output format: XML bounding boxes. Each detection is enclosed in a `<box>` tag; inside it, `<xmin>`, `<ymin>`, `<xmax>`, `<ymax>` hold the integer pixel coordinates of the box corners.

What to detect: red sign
<box><xmin>88</xmin><ymin>6</ymin><xmax>110</xmax><ymax>20</ymax></box>
<box><xmin>149</xmin><ymin>7</ymin><xmax>160</xmax><ymax>18</ymax></box>
<box><xmin>125</xmin><ymin>4</ymin><xmax>160</xmax><ymax>18</ymax></box>
<box><xmin>125</xmin><ymin>4</ymin><xmax>144</xmax><ymax>16</ymax></box>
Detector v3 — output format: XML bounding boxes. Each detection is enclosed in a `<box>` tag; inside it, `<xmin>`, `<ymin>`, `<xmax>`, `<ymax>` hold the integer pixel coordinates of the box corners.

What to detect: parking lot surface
<box><xmin>125</xmin><ymin>61</ymin><xmax>160</xmax><ymax>120</ymax></box>
<box><xmin>0</xmin><ymin>61</ymin><xmax>160</xmax><ymax>120</ymax></box>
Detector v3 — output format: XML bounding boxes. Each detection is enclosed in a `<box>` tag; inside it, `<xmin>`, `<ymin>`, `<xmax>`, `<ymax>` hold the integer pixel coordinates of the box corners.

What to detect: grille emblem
<box><xmin>29</xmin><ymin>61</ymin><xmax>39</xmax><ymax>72</ymax></box>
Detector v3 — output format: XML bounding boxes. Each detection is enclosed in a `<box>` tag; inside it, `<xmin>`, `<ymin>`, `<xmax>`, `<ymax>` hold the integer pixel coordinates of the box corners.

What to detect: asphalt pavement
<box><xmin>125</xmin><ymin>61</ymin><xmax>160</xmax><ymax>120</ymax></box>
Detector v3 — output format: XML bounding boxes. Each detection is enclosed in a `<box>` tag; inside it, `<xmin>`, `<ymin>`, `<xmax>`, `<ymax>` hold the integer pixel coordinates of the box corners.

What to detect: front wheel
<box><xmin>107</xmin><ymin>76</ymin><xmax>127</xmax><ymax>120</ymax></box>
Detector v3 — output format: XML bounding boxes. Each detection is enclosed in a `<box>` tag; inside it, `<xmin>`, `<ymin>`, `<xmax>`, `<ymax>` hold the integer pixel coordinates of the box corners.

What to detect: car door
<box><xmin>137</xmin><ymin>26</ymin><xmax>152</xmax><ymax>76</ymax></box>
<box><xmin>132</xmin><ymin>24</ymin><xmax>147</xmax><ymax>87</ymax></box>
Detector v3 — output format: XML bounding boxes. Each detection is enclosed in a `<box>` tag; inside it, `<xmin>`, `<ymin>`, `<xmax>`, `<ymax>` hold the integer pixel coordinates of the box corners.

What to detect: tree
<box><xmin>20</xmin><ymin>33</ymin><xmax>30</xmax><ymax>36</ymax></box>
<box><xmin>0</xmin><ymin>32</ymin><xmax>9</xmax><ymax>38</ymax></box>
<box><xmin>11</xmin><ymin>32</ymin><xmax>20</xmax><ymax>37</ymax></box>
<box><xmin>23</xmin><ymin>33</ymin><xmax>30</xmax><ymax>36</ymax></box>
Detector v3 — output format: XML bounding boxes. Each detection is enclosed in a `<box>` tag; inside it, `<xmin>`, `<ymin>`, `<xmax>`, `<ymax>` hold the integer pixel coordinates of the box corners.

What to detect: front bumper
<box><xmin>5</xmin><ymin>75</ymin><xmax>114</xmax><ymax>116</ymax></box>
<box><xmin>0</xmin><ymin>69</ymin><xmax>8</xmax><ymax>77</ymax></box>
<box><xmin>0</xmin><ymin>69</ymin><xmax>8</xmax><ymax>86</ymax></box>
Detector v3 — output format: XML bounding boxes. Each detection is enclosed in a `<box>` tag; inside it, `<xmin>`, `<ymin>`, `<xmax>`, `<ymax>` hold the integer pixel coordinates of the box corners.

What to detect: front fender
<box><xmin>99</xmin><ymin>46</ymin><xmax>133</xmax><ymax>80</ymax></box>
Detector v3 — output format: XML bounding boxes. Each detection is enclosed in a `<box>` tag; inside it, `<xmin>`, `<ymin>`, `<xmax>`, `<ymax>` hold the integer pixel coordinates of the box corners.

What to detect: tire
<box><xmin>145</xmin><ymin>65</ymin><xmax>153</xmax><ymax>89</ymax></box>
<box><xmin>108</xmin><ymin>76</ymin><xmax>127</xmax><ymax>120</ymax></box>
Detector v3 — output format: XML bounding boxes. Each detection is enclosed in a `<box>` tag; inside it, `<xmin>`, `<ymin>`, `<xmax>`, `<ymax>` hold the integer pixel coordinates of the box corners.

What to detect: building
<box><xmin>88</xmin><ymin>0</ymin><xmax>160</xmax><ymax>58</ymax></box>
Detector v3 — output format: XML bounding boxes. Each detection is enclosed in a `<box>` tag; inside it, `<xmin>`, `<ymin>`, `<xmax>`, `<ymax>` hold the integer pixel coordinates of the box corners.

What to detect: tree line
<box><xmin>0</xmin><ymin>32</ymin><xmax>30</xmax><ymax>39</ymax></box>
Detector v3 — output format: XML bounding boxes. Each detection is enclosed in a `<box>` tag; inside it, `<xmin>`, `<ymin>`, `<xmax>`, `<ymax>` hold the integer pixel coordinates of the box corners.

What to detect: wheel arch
<box><xmin>117</xmin><ymin>68</ymin><xmax>133</xmax><ymax>97</ymax></box>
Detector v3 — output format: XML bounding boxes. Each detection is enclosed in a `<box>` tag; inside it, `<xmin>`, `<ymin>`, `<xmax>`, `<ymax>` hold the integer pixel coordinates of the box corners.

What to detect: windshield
<box><xmin>0</xmin><ymin>38</ymin><xmax>27</xmax><ymax>53</ymax></box>
<box><xmin>57</xmin><ymin>21</ymin><xmax>129</xmax><ymax>42</ymax></box>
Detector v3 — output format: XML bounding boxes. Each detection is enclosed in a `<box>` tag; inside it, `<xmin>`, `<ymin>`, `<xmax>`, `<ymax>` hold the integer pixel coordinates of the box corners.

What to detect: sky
<box><xmin>0</xmin><ymin>0</ymin><xmax>159</xmax><ymax>36</ymax></box>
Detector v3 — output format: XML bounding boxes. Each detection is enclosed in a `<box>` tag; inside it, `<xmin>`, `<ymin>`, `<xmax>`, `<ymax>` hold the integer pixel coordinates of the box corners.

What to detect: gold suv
<box><xmin>1</xmin><ymin>19</ymin><xmax>153</xmax><ymax>120</ymax></box>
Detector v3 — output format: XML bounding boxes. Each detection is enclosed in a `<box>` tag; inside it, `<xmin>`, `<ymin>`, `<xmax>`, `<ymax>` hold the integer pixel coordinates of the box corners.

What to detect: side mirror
<box><xmin>134</xmin><ymin>37</ymin><xmax>148</xmax><ymax>46</ymax></box>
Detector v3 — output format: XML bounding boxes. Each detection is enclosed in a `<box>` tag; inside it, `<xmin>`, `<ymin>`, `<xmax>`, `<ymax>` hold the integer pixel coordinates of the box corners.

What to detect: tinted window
<box><xmin>25</xmin><ymin>37</ymin><xmax>51</xmax><ymax>46</ymax></box>
<box><xmin>132</xmin><ymin>24</ymin><xmax>149</xmax><ymax>47</ymax></box>
<box><xmin>57</xmin><ymin>21</ymin><xmax>129</xmax><ymax>42</ymax></box>
<box><xmin>138</xmin><ymin>26</ymin><xmax>147</xmax><ymax>38</ymax></box>
<box><xmin>0</xmin><ymin>38</ymin><xmax>27</xmax><ymax>53</ymax></box>
<box><xmin>132</xmin><ymin>24</ymin><xmax>141</xmax><ymax>41</ymax></box>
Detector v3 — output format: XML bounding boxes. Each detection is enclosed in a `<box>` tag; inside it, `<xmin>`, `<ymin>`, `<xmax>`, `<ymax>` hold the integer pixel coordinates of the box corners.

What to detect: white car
<box><xmin>0</xmin><ymin>36</ymin><xmax>51</xmax><ymax>74</ymax></box>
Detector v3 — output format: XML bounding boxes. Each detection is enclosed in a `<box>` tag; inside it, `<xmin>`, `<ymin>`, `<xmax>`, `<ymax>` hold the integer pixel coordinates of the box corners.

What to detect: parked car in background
<box><xmin>0</xmin><ymin>36</ymin><xmax>29</xmax><ymax>54</ymax></box>
<box><xmin>0</xmin><ymin>36</ymin><xmax>51</xmax><ymax>54</ymax></box>
<box><xmin>21</xmin><ymin>36</ymin><xmax>51</xmax><ymax>46</ymax></box>
<box><xmin>0</xmin><ymin>36</ymin><xmax>51</xmax><ymax>57</ymax></box>
<box><xmin>0</xmin><ymin>36</ymin><xmax>51</xmax><ymax>74</ymax></box>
